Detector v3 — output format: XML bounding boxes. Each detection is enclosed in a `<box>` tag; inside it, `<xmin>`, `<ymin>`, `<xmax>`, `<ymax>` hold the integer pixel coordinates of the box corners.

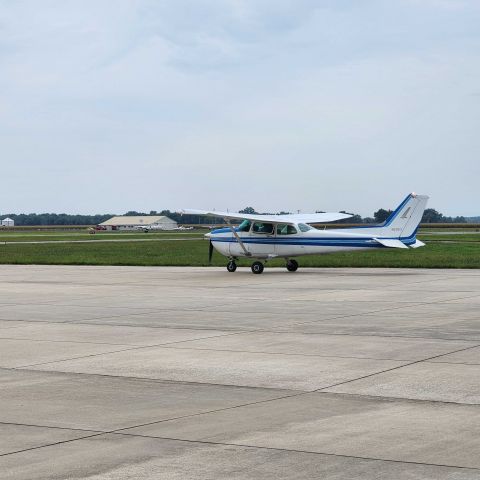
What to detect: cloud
<box><xmin>0</xmin><ymin>0</ymin><xmax>479</xmax><ymax>215</ymax></box>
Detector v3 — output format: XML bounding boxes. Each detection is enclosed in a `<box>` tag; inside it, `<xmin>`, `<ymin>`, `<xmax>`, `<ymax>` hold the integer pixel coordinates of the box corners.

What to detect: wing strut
<box><xmin>226</xmin><ymin>220</ymin><xmax>251</xmax><ymax>257</ymax></box>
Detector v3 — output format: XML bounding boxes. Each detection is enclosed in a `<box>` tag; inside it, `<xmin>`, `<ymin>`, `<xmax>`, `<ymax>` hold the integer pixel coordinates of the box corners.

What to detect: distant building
<box><xmin>1</xmin><ymin>217</ymin><xmax>14</xmax><ymax>227</ymax></box>
<box><xmin>99</xmin><ymin>215</ymin><xmax>177</xmax><ymax>231</ymax></box>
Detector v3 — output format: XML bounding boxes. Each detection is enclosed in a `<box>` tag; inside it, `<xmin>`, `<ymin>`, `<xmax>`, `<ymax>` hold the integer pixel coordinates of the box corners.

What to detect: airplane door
<box><xmin>275</xmin><ymin>223</ymin><xmax>300</xmax><ymax>257</ymax></box>
<box><xmin>246</xmin><ymin>222</ymin><xmax>276</xmax><ymax>258</ymax></box>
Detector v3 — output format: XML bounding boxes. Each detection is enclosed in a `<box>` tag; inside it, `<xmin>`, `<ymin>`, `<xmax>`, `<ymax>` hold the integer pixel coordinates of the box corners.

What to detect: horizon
<box><xmin>1</xmin><ymin>206</ymin><xmax>477</xmax><ymax>220</ymax></box>
<box><xmin>1</xmin><ymin>1</ymin><xmax>479</xmax><ymax>216</ymax></box>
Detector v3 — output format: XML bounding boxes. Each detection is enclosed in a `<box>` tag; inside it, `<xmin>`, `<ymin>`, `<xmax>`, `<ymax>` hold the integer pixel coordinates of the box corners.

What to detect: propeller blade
<box><xmin>208</xmin><ymin>240</ymin><xmax>213</xmax><ymax>264</ymax></box>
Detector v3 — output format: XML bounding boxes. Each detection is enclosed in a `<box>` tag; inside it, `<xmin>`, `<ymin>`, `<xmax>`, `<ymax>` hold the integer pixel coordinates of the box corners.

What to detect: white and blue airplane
<box><xmin>183</xmin><ymin>193</ymin><xmax>429</xmax><ymax>274</ymax></box>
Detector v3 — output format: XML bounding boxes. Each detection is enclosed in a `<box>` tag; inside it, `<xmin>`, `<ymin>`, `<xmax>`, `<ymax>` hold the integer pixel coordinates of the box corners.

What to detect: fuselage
<box><xmin>207</xmin><ymin>222</ymin><xmax>417</xmax><ymax>260</ymax></box>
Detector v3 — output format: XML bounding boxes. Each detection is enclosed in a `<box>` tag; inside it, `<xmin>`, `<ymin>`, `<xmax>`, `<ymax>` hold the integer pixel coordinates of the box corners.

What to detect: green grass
<box><xmin>2</xmin><ymin>231</ymin><xmax>477</xmax><ymax>244</ymax></box>
<box><xmin>0</xmin><ymin>239</ymin><xmax>479</xmax><ymax>268</ymax></box>
<box><xmin>0</xmin><ymin>231</ymin><xmax>204</xmax><ymax>242</ymax></box>
<box><xmin>418</xmin><ymin>233</ymin><xmax>480</xmax><ymax>242</ymax></box>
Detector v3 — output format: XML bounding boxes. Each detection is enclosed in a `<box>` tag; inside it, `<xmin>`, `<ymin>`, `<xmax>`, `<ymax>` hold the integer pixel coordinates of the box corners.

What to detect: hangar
<box><xmin>1</xmin><ymin>217</ymin><xmax>14</xmax><ymax>227</ymax></box>
<box><xmin>99</xmin><ymin>215</ymin><xmax>177</xmax><ymax>231</ymax></box>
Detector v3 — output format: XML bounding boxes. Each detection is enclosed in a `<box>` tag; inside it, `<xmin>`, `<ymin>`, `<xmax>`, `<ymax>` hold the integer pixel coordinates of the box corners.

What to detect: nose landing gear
<box><xmin>226</xmin><ymin>260</ymin><xmax>237</xmax><ymax>272</ymax></box>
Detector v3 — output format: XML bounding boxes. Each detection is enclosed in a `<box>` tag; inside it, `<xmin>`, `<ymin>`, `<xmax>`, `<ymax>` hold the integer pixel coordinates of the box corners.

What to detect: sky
<box><xmin>1</xmin><ymin>0</ymin><xmax>479</xmax><ymax>217</ymax></box>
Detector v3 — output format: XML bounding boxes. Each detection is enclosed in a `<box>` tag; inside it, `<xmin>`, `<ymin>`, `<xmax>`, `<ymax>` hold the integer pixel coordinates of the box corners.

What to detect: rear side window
<box><xmin>277</xmin><ymin>224</ymin><xmax>297</xmax><ymax>235</ymax></box>
<box><xmin>298</xmin><ymin>223</ymin><xmax>313</xmax><ymax>232</ymax></box>
<box><xmin>252</xmin><ymin>222</ymin><xmax>274</xmax><ymax>234</ymax></box>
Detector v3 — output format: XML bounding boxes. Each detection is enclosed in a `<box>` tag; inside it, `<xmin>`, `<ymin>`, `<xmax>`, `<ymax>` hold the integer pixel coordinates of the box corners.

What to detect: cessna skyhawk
<box><xmin>182</xmin><ymin>193</ymin><xmax>428</xmax><ymax>274</ymax></box>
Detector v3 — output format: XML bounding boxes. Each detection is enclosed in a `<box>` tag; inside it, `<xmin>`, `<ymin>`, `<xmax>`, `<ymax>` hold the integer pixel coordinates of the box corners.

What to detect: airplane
<box><xmin>174</xmin><ymin>225</ymin><xmax>194</xmax><ymax>231</ymax></box>
<box><xmin>182</xmin><ymin>193</ymin><xmax>429</xmax><ymax>274</ymax></box>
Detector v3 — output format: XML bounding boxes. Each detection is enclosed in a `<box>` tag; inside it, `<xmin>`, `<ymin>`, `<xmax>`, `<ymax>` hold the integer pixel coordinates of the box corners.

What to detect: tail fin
<box><xmin>381</xmin><ymin>193</ymin><xmax>429</xmax><ymax>239</ymax></box>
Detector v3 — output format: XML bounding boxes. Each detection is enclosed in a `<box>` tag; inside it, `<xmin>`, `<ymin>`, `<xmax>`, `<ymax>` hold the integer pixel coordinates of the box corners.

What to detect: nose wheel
<box><xmin>226</xmin><ymin>260</ymin><xmax>237</xmax><ymax>272</ymax></box>
<box><xmin>286</xmin><ymin>259</ymin><xmax>298</xmax><ymax>272</ymax></box>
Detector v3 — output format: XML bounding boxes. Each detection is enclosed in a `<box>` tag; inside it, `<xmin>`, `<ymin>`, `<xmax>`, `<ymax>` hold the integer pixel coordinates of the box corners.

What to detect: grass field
<box><xmin>0</xmin><ymin>231</ymin><xmax>205</xmax><ymax>243</ymax></box>
<box><xmin>0</xmin><ymin>232</ymin><xmax>479</xmax><ymax>268</ymax></box>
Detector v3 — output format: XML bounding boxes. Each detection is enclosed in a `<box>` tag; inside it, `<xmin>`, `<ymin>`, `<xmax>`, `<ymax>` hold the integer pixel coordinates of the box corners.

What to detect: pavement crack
<box><xmin>11</xmin><ymin>331</ymin><xmax>248</xmax><ymax>369</ymax></box>
<box><xmin>315</xmin><ymin>342</ymin><xmax>480</xmax><ymax>392</ymax></box>
<box><xmin>112</xmin><ymin>432</ymin><xmax>480</xmax><ymax>472</ymax></box>
<box><xmin>0</xmin><ymin>432</ymin><xmax>105</xmax><ymax>458</ymax></box>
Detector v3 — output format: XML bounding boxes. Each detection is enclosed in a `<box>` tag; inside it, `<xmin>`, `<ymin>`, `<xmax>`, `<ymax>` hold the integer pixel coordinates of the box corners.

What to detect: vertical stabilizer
<box><xmin>381</xmin><ymin>193</ymin><xmax>429</xmax><ymax>239</ymax></box>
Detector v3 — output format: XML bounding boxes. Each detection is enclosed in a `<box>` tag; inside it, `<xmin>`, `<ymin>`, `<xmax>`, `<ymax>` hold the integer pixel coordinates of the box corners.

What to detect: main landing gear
<box><xmin>226</xmin><ymin>259</ymin><xmax>299</xmax><ymax>274</ymax></box>
<box><xmin>286</xmin><ymin>259</ymin><xmax>298</xmax><ymax>272</ymax></box>
<box><xmin>251</xmin><ymin>261</ymin><xmax>264</xmax><ymax>274</ymax></box>
<box><xmin>226</xmin><ymin>258</ymin><xmax>265</xmax><ymax>274</ymax></box>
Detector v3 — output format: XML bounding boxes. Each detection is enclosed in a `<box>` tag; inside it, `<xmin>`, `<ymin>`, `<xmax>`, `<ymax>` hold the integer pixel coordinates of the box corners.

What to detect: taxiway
<box><xmin>0</xmin><ymin>266</ymin><xmax>479</xmax><ymax>479</ymax></box>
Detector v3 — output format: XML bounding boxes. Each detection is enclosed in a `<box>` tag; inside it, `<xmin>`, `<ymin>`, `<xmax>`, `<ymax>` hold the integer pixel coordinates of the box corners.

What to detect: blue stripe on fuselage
<box><xmin>211</xmin><ymin>234</ymin><xmax>416</xmax><ymax>248</ymax></box>
<box><xmin>210</xmin><ymin>227</ymin><xmax>233</xmax><ymax>234</ymax></box>
<box><xmin>210</xmin><ymin>226</ymin><xmax>418</xmax><ymax>248</ymax></box>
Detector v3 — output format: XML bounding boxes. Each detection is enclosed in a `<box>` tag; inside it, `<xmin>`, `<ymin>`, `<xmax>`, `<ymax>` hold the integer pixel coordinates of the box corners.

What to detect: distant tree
<box><xmin>374</xmin><ymin>208</ymin><xmax>392</xmax><ymax>223</ymax></box>
<box><xmin>421</xmin><ymin>208</ymin><xmax>466</xmax><ymax>223</ymax></box>
<box><xmin>1</xmin><ymin>213</ymin><xmax>114</xmax><ymax>226</ymax></box>
<box><xmin>421</xmin><ymin>208</ymin><xmax>443</xmax><ymax>223</ymax></box>
<box><xmin>239</xmin><ymin>207</ymin><xmax>257</xmax><ymax>214</ymax></box>
<box><xmin>334</xmin><ymin>212</ymin><xmax>362</xmax><ymax>224</ymax></box>
<box><xmin>348</xmin><ymin>214</ymin><xmax>363</xmax><ymax>223</ymax></box>
<box><xmin>125</xmin><ymin>211</ymin><xmax>147</xmax><ymax>216</ymax></box>
<box><xmin>363</xmin><ymin>217</ymin><xmax>376</xmax><ymax>224</ymax></box>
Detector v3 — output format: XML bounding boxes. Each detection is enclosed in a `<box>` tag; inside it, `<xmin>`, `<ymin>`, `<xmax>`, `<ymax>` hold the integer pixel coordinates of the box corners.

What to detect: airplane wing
<box><xmin>283</xmin><ymin>213</ymin><xmax>352</xmax><ymax>223</ymax></box>
<box><xmin>180</xmin><ymin>209</ymin><xmax>352</xmax><ymax>224</ymax></box>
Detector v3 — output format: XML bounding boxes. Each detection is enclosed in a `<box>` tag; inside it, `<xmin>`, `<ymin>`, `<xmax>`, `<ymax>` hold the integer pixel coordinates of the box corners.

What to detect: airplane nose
<box><xmin>204</xmin><ymin>232</ymin><xmax>211</xmax><ymax>239</ymax></box>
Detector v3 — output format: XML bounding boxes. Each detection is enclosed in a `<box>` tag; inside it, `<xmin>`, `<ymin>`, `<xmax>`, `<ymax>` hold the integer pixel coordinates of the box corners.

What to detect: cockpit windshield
<box><xmin>237</xmin><ymin>220</ymin><xmax>251</xmax><ymax>232</ymax></box>
<box><xmin>298</xmin><ymin>223</ymin><xmax>313</xmax><ymax>232</ymax></box>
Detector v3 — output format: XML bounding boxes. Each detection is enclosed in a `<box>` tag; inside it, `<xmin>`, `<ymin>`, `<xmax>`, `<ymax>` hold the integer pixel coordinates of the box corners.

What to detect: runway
<box><xmin>0</xmin><ymin>265</ymin><xmax>479</xmax><ymax>479</ymax></box>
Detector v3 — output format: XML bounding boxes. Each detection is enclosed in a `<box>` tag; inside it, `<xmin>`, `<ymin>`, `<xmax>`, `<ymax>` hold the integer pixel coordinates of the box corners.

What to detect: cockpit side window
<box><xmin>277</xmin><ymin>224</ymin><xmax>297</xmax><ymax>235</ymax></box>
<box><xmin>252</xmin><ymin>222</ymin><xmax>274</xmax><ymax>234</ymax></box>
<box><xmin>298</xmin><ymin>223</ymin><xmax>313</xmax><ymax>232</ymax></box>
<box><xmin>237</xmin><ymin>220</ymin><xmax>251</xmax><ymax>232</ymax></box>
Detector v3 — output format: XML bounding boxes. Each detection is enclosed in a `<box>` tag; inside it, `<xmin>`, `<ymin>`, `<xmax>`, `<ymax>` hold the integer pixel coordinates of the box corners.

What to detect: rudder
<box><xmin>381</xmin><ymin>193</ymin><xmax>429</xmax><ymax>239</ymax></box>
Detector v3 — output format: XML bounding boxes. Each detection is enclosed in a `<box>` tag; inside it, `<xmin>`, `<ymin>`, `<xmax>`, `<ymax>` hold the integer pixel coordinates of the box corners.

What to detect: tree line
<box><xmin>371</xmin><ymin>208</ymin><xmax>467</xmax><ymax>224</ymax></box>
<box><xmin>238</xmin><ymin>207</ymin><xmax>468</xmax><ymax>224</ymax></box>
<box><xmin>0</xmin><ymin>213</ymin><xmax>114</xmax><ymax>226</ymax></box>
<box><xmin>0</xmin><ymin>208</ymin><xmax>471</xmax><ymax>226</ymax></box>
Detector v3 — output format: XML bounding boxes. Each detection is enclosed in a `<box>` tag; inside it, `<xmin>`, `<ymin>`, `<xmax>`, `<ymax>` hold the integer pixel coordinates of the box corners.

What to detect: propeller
<box><xmin>208</xmin><ymin>240</ymin><xmax>213</xmax><ymax>264</ymax></box>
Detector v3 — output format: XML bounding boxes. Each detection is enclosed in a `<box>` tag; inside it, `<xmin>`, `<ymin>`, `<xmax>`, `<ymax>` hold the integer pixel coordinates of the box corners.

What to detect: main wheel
<box><xmin>227</xmin><ymin>261</ymin><xmax>237</xmax><ymax>272</ymax></box>
<box><xmin>251</xmin><ymin>261</ymin><xmax>264</xmax><ymax>274</ymax></box>
<box><xmin>286</xmin><ymin>259</ymin><xmax>298</xmax><ymax>272</ymax></box>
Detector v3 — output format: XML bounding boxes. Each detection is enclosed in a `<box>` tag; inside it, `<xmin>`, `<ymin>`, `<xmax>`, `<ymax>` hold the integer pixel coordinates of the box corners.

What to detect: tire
<box><xmin>251</xmin><ymin>261</ymin><xmax>264</xmax><ymax>274</ymax></box>
<box><xmin>227</xmin><ymin>261</ymin><xmax>237</xmax><ymax>273</ymax></box>
<box><xmin>286</xmin><ymin>259</ymin><xmax>298</xmax><ymax>272</ymax></box>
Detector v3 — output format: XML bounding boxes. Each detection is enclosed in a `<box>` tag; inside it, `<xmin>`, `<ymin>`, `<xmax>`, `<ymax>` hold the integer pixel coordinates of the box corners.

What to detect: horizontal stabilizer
<box><xmin>373</xmin><ymin>238</ymin><xmax>409</xmax><ymax>249</ymax></box>
<box><xmin>410</xmin><ymin>239</ymin><xmax>426</xmax><ymax>249</ymax></box>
